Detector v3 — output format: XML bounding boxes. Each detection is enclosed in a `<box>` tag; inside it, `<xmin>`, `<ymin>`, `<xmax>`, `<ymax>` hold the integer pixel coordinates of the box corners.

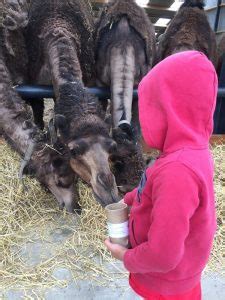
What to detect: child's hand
<box><xmin>119</xmin><ymin>198</ymin><xmax>131</xmax><ymax>213</ymax></box>
<box><xmin>104</xmin><ymin>238</ymin><xmax>127</xmax><ymax>261</ymax></box>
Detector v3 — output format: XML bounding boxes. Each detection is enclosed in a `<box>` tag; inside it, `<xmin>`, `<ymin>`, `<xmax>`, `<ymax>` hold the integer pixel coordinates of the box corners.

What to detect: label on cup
<box><xmin>107</xmin><ymin>221</ymin><xmax>129</xmax><ymax>238</ymax></box>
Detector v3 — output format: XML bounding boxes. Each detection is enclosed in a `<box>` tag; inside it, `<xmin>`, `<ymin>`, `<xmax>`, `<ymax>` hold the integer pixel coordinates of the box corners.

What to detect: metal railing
<box><xmin>14</xmin><ymin>84</ymin><xmax>225</xmax><ymax>134</ymax></box>
<box><xmin>14</xmin><ymin>85</ymin><xmax>225</xmax><ymax>100</ymax></box>
<box><xmin>14</xmin><ymin>85</ymin><xmax>138</xmax><ymax>100</ymax></box>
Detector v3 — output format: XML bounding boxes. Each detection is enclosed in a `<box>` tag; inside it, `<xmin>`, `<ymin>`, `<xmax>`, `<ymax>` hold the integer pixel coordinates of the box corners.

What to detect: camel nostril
<box><xmin>97</xmin><ymin>173</ymin><xmax>107</xmax><ymax>188</ymax></box>
<box><xmin>97</xmin><ymin>173</ymin><xmax>114</xmax><ymax>189</ymax></box>
<box><xmin>59</xmin><ymin>202</ymin><xmax>65</xmax><ymax>210</ymax></box>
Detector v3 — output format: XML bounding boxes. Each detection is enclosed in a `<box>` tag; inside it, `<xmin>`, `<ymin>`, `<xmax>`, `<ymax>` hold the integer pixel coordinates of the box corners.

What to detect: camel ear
<box><xmin>104</xmin><ymin>99</ymin><xmax>112</xmax><ymax>130</ymax></box>
<box><xmin>54</xmin><ymin>114</ymin><xmax>69</xmax><ymax>139</ymax></box>
<box><xmin>48</xmin><ymin>118</ymin><xmax>57</xmax><ymax>145</ymax></box>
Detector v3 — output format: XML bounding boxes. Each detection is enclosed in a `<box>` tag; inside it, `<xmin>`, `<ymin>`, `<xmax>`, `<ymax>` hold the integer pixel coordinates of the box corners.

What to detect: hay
<box><xmin>0</xmin><ymin>138</ymin><xmax>127</xmax><ymax>293</ymax></box>
<box><xmin>0</xmin><ymin>137</ymin><xmax>224</xmax><ymax>294</ymax></box>
<box><xmin>206</xmin><ymin>139</ymin><xmax>225</xmax><ymax>276</ymax></box>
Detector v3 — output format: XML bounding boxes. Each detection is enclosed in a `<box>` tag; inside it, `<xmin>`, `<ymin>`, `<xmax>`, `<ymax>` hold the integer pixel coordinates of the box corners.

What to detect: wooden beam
<box><xmin>91</xmin><ymin>0</ymin><xmax>108</xmax><ymax>3</ymax></box>
<box><xmin>91</xmin><ymin>0</ymin><xmax>175</xmax><ymax>6</ymax></box>
<box><xmin>154</xmin><ymin>24</ymin><xmax>167</xmax><ymax>33</ymax></box>
<box><xmin>149</xmin><ymin>0</ymin><xmax>174</xmax><ymax>8</ymax></box>
<box><xmin>91</xmin><ymin>0</ymin><xmax>175</xmax><ymax>31</ymax></box>
<box><xmin>91</xmin><ymin>0</ymin><xmax>174</xmax><ymax>4</ymax></box>
<box><xmin>205</xmin><ymin>3</ymin><xmax>225</xmax><ymax>12</ymax></box>
<box><xmin>91</xmin><ymin>2</ymin><xmax>176</xmax><ymax>19</ymax></box>
<box><xmin>146</xmin><ymin>6</ymin><xmax>176</xmax><ymax>19</ymax></box>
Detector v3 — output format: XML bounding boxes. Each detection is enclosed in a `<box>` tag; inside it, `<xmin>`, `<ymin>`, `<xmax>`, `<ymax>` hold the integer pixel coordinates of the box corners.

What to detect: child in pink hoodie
<box><xmin>105</xmin><ymin>51</ymin><xmax>218</xmax><ymax>299</ymax></box>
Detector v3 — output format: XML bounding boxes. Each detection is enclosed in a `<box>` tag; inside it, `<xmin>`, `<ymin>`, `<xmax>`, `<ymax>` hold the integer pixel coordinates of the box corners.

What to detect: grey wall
<box><xmin>205</xmin><ymin>0</ymin><xmax>225</xmax><ymax>36</ymax></box>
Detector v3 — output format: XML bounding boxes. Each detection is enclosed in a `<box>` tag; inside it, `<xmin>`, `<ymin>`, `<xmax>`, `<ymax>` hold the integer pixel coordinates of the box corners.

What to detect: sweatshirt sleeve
<box><xmin>123</xmin><ymin>163</ymin><xmax>200</xmax><ymax>273</ymax></box>
<box><xmin>124</xmin><ymin>188</ymin><xmax>138</xmax><ymax>206</ymax></box>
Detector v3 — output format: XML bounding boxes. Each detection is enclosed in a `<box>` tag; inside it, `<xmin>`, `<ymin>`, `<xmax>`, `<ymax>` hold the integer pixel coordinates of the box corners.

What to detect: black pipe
<box><xmin>15</xmin><ymin>85</ymin><xmax>54</xmax><ymax>99</ymax></box>
<box><xmin>214</xmin><ymin>53</ymin><xmax>225</xmax><ymax>134</ymax></box>
<box><xmin>14</xmin><ymin>85</ymin><xmax>139</xmax><ymax>100</ymax></box>
<box><xmin>218</xmin><ymin>88</ymin><xmax>225</xmax><ymax>98</ymax></box>
<box><xmin>14</xmin><ymin>84</ymin><xmax>224</xmax><ymax>100</ymax></box>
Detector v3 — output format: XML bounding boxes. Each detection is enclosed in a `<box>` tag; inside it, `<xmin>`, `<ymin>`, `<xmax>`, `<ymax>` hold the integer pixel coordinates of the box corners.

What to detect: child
<box><xmin>105</xmin><ymin>51</ymin><xmax>218</xmax><ymax>299</ymax></box>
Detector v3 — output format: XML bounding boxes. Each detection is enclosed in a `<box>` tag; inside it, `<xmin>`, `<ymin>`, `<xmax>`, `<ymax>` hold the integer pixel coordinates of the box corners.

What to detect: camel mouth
<box><xmin>118</xmin><ymin>184</ymin><xmax>135</xmax><ymax>194</ymax></box>
<box><xmin>93</xmin><ymin>190</ymin><xmax>118</xmax><ymax>207</ymax></box>
<box><xmin>58</xmin><ymin>200</ymin><xmax>81</xmax><ymax>214</ymax></box>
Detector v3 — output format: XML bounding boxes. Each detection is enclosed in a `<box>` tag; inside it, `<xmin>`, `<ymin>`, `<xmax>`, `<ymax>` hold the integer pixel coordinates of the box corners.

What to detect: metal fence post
<box><xmin>214</xmin><ymin>53</ymin><xmax>225</xmax><ymax>133</ymax></box>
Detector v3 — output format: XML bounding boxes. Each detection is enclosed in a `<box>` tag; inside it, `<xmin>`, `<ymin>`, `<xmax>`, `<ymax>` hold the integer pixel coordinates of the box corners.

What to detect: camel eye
<box><xmin>105</xmin><ymin>139</ymin><xmax>117</xmax><ymax>153</ymax></box>
<box><xmin>57</xmin><ymin>177</ymin><xmax>72</xmax><ymax>189</ymax></box>
<box><xmin>70</xmin><ymin>148</ymin><xmax>78</xmax><ymax>157</ymax></box>
<box><xmin>114</xmin><ymin>161</ymin><xmax>125</xmax><ymax>172</ymax></box>
<box><xmin>69</xmin><ymin>141</ymin><xmax>87</xmax><ymax>157</ymax></box>
<box><xmin>109</xmin><ymin>141</ymin><xmax>117</xmax><ymax>153</ymax></box>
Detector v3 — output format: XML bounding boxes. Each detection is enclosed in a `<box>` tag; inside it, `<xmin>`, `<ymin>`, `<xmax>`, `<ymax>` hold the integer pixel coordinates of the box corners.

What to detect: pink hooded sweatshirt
<box><xmin>123</xmin><ymin>51</ymin><xmax>218</xmax><ymax>296</ymax></box>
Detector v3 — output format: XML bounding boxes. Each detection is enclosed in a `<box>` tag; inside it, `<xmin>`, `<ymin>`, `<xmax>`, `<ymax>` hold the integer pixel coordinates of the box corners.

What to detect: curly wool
<box><xmin>95</xmin><ymin>0</ymin><xmax>155</xmax><ymax>67</ymax></box>
<box><xmin>27</xmin><ymin>0</ymin><xmax>95</xmax><ymax>85</ymax></box>
<box><xmin>156</xmin><ymin>4</ymin><xmax>217</xmax><ymax>66</ymax></box>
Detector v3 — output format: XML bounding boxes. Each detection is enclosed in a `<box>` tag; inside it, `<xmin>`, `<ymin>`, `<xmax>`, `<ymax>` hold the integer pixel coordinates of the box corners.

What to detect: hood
<box><xmin>138</xmin><ymin>51</ymin><xmax>218</xmax><ymax>153</ymax></box>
